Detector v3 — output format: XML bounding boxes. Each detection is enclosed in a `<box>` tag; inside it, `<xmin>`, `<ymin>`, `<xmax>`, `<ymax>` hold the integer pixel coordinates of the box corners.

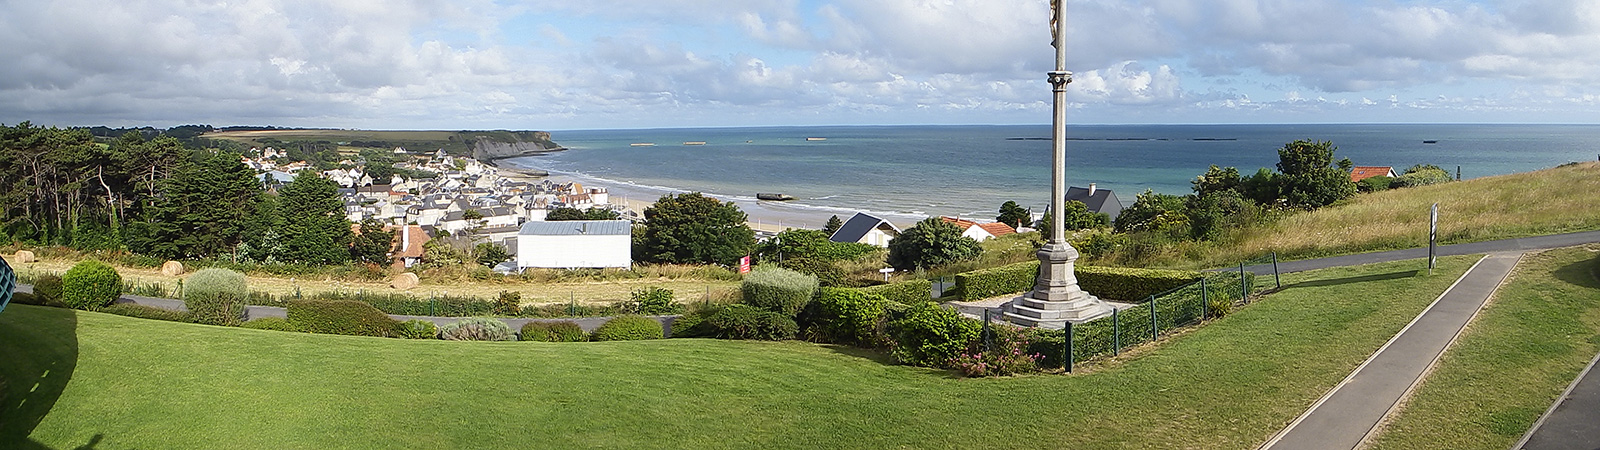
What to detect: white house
<box><xmin>941</xmin><ymin>217</ymin><xmax>1017</xmax><ymax>242</ymax></box>
<box><xmin>516</xmin><ymin>220</ymin><xmax>631</xmax><ymax>269</ymax></box>
<box><xmin>829</xmin><ymin>212</ymin><xmax>901</xmax><ymax>247</ymax></box>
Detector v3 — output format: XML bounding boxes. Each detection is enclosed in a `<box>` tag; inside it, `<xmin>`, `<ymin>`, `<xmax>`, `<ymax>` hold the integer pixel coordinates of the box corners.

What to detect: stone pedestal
<box><xmin>1003</xmin><ymin>242</ymin><xmax>1112</xmax><ymax>329</ymax></box>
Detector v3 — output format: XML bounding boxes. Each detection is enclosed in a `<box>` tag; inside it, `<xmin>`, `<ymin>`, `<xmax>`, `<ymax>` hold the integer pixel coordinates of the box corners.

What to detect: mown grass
<box><xmin>1370</xmin><ymin>246</ymin><xmax>1600</xmax><ymax>449</ymax></box>
<box><xmin>1122</xmin><ymin>162</ymin><xmax>1600</xmax><ymax>269</ymax></box>
<box><xmin>1</xmin><ymin>255</ymin><xmax>1475</xmax><ymax>449</ymax></box>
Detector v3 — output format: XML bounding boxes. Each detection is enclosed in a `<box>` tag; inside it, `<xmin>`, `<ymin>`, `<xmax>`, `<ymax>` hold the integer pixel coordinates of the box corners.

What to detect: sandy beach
<box><xmin>554</xmin><ymin>174</ymin><xmax>925</xmax><ymax>234</ymax></box>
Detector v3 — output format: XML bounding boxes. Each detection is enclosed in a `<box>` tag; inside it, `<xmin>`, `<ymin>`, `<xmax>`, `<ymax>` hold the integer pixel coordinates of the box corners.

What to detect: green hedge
<box><xmin>951</xmin><ymin>260</ymin><xmax>1202</xmax><ymax>302</ymax></box>
<box><xmin>858</xmin><ymin>279</ymin><xmax>931</xmax><ymax>304</ymax></box>
<box><xmin>591</xmin><ymin>315</ymin><xmax>664</xmax><ymax>341</ymax></box>
<box><xmin>706</xmin><ymin>304</ymin><xmax>797</xmax><ymax>341</ymax></box>
<box><xmin>439</xmin><ymin>317</ymin><xmax>514</xmax><ymax>341</ymax></box>
<box><xmin>242</xmin><ymin>317</ymin><xmax>300</xmax><ymax>332</ymax></box>
<box><xmin>311</xmin><ymin>291</ymin><xmax>495</xmax><ymax>317</ymax></box>
<box><xmin>741</xmin><ymin>267</ymin><xmax>818</xmax><ymax>317</ymax></box>
<box><xmin>811</xmin><ymin>287</ymin><xmax>897</xmax><ymax>348</ymax></box>
<box><xmin>32</xmin><ymin>274</ymin><xmax>63</xmax><ymax>306</ymax></box>
<box><xmin>287</xmin><ymin>300</ymin><xmax>399</xmax><ymax>337</ymax></box>
<box><xmin>885</xmin><ymin>302</ymin><xmax>980</xmax><ymax>367</ymax></box>
<box><xmin>100</xmin><ymin>303</ymin><xmax>195</xmax><ymax>323</ymax></box>
<box><xmin>394</xmin><ymin>319</ymin><xmax>438</xmax><ymax>339</ymax></box>
<box><xmin>62</xmin><ymin>260</ymin><xmax>122</xmax><ymax>310</ymax></box>
<box><xmin>520</xmin><ymin>321</ymin><xmax>587</xmax><ymax>342</ymax></box>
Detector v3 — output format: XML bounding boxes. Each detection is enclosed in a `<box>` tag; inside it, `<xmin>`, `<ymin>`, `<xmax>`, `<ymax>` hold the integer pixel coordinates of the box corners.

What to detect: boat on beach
<box><xmin>756</xmin><ymin>193</ymin><xmax>796</xmax><ymax>201</ymax></box>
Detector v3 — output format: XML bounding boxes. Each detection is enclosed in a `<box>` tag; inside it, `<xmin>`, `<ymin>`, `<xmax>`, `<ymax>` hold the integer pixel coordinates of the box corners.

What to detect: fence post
<box><xmin>1239</xmin><ymin>262</ymin><xmax>1248</xmax><ymax>304</ymax></box>
<box><xmin>1271</xmin><ymin>252</ymin><xmax>1281</xmax><ymax>289</ymax></box>
<box><xmin>1150</xmin><ymin>295</ymin><xmax>1158</xmax><ymax>341</ymax></box>
<box><xmin>1113</xmin><ymin>307</ymin><xmax>1121</xmax><ymax>356</ymax></box>
<box><xmin>1200</xmin><ymin>277</ymin><xmax>1209</xmax><ymax>321</ymax></box>
<box><xmin>429</xmin><ymin>298</ymin><xmax>435</xmax><ymax>316</ymax></box>
<box><xmin>982</xmin><ymin>309</ymin><xmax>993</xmax><ymax>352</ymax></box>
<box><xmin>1065</xmin><ymin>321</ymin><xmax>1074</xmax><ymax>373</ymax></box>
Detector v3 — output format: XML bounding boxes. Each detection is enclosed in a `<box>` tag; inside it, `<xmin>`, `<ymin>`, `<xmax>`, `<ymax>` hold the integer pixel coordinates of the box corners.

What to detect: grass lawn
<box><xmin>2</xmin><ymin>256</ymin><xmax>1476</xmax><ymax>449</ymax></box>
<box><xmin>1370</xmin><ymin>246</ymin><xmax>1600</xmax><ymax>449</ymax></box>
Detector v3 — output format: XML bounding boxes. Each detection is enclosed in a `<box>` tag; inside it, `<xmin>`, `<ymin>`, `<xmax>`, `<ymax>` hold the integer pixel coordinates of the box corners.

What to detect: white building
<box><xmin>829</xmin><ymin>212</ymin><xmax>901</xmax><ymax>247</ymax></box>
<box><xmin>516</xmin><ymin>220</ymin><xmax>632</xmax><ymax>269</ymax></box>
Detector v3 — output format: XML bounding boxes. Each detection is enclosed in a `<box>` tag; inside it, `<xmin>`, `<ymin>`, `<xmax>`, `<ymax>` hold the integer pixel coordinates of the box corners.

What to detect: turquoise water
<box><xmin>503</xmin><ymin>124</ymin><xmax>1600</xmax><ymax>226</ymax></box>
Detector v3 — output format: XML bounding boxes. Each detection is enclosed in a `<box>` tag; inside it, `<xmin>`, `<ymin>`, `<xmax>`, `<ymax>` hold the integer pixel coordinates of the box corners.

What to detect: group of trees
<box><xmin>0</xmin><ymin>123</ymin><xmax>386</xmax><ymax>265</ymax></box>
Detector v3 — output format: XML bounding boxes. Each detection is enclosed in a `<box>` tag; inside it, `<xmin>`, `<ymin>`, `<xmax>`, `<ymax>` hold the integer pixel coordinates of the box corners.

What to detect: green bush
<box><xmin>32</xmin><ymin>274</ymin><xmax>64</xmax><ymax>307</ymax></box>
<box><xmin>740</xmin><ymin>267</ymin><xmax>818</xmax><ymax>317</ymax></box>
<box><xmin>520</xmin><ymin>321</ymin><xmax>587</xmax><ymax>342</ymax></box>
<box><xmin>495</xmin><ymin>291</ymin><xmax>521</xmax><ymax>316</ymax></box>
<box><xmin>1357</xmin><ymin>175</ymin><xmax>1392</xmax><ymax>193</ymax></box>
<box><xmin>591</xmin><ymin>315</ymin><xmax>664</xmax><ymax>341</ymax></box>
<box><xmin>668</xmin><ymin>307</ymin><xmax>717</xmax><ymax>338</ymax></box>
<box><xmin>438</xmin><ymin>317</ymin><xmax>514</xmax><ymax>341</ymax></box>
<box><xmin>394</xmin><ymin>319</ymin><xmax>439</xmax><ymax>339</ymax></box>
<box><xmin>183</xmin><ymin>268</ymin><xmax>250</xmax><ymax>326</ymax></box>
<box><xmin>777</xmin><ymin>257</ymin><xmax>849</xmax><ymax>287</ymax></box>
<box><xmin>706</xmin><ymin>304</ymin><xmax>798</xmax><ymax>341</ymax></box>
<box><xmin>241</xmin><ymin>317</ymin><xmax>300</xmax><ymax>332</ymax></box>
<box><xmin>100</xmin><ymin>303</ymin><xmax>195</xmax><ymax>323</ymax></box>
<box><xmin>61</xmin><ymin>260</ymin><xmax>122</xmax><ymax>310</ymax></box>
<box><xmin>885</xmin><ymin>301</ymin><xmax>981</xmax><ymax>367</ymax></box>
<box><xmin>858</xmin><ymin>279</ymin><xmax>931</xmax><ymax>303</ymax></box>
<box><xmin>622</xmin><ymin>287</ymin><xmax>683</xmax><ymax>315</ymax></box>
<box><xmin>287</xmin><ymin>300</ymin><xmax>399</xmax><ymax>337</ymax></box>
<box><xmin>310</xmin><ymin>291</ymin><xmax>496</xmax><ymax>317</ymax></box>
<box><xmin>1075</xmin><ymin>266</ymin><xmax>1202</xmax><ymax>302</ymax></box>
<box><xmin>811</xmin><ymin>287</ymin><xmax>896</xmax><ymax>347</ymax></box>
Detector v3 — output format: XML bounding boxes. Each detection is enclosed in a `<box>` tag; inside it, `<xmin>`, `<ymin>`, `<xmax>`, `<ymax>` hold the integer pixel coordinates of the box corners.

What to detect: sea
<box><xmin>501</xmin><ymin>124</ymin><xmax>1600</xmax><ymax>228</ymax></box>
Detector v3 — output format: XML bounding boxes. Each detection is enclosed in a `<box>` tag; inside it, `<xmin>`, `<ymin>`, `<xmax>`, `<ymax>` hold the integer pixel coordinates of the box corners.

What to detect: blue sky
<box><xmin>3</xmin><ymin>0</ymin><xmax>1599</xmax><ymax>130</ymax></box>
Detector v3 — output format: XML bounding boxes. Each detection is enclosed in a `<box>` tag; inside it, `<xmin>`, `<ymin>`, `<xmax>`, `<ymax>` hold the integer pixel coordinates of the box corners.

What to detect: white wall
<box><xmin>961</xmin><ymin>226</ymin><xmax>995</xmax><ymax>242</ymax></box>
<box><xmin>865</xmin><ymin>228</ymin><xmax>894</xmax><ymax>247</ymax></box>
<box><xmin>516</xmin><ymin>234</ymin><xmax>630</xmax><ymax>269</ymax></box>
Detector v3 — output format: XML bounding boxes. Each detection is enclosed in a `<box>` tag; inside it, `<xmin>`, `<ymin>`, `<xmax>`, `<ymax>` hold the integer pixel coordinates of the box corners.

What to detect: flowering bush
<box><xmin>949</xmin><ymin>325</ymin><xmax>1041</xmax><ymax>377</ymax></box>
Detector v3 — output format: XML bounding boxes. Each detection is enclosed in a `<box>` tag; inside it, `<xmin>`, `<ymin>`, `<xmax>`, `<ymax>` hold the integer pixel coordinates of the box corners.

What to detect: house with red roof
<box><xmin>1350</xmin><ymin>166</ymin><xmax>1397</xmax><ymax>183</ymax></box>
<box><xmin>941</xmin><ymin>217</ymin><xmax>1016</xmax><ymax>242</ymax></box>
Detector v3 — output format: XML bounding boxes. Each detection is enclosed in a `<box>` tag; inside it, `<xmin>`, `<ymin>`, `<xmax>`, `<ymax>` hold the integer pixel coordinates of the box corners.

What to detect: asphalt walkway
<box><xmin>1514</xmin><ymin>332</ymin><xmax>1600</xmax><ymax>449</ymax></box>
<box><xmin>1259</xmin><ymin>252</ymin><xmax>1524</xmax><ymax>450</ymax></box>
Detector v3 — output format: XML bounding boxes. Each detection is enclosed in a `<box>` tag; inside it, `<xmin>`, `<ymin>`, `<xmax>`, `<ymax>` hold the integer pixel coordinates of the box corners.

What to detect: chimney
<box><xmin>1089</xmin><ymin>183</ymin><xmax>1097</xmax><ymax>196</ymax></box>
<box><xmin>401</xmin><ymin>225</ymin><xmax>410</xmax><ymax>253</ymax></box>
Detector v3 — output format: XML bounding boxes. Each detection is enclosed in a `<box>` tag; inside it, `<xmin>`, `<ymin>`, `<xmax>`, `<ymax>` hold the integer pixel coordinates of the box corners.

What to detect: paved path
<box><xmin>1244</xmin><ymin>230</ymin><xmax>1600</xmax><ymax>275</ymax></box>
<box><xmin>1259</xmin><ymin>252</ymin><xmax>1524</xmax><ymax>450</ymax></box>
<box><xmin>1514</xmin><ymin>345</ymin><xmax>1600</xmax><ymax>450</ymax></box>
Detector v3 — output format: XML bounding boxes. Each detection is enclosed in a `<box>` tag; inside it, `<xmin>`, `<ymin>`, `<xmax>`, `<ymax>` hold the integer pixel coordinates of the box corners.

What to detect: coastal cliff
<box><xmin>468</xmin><ymin>130</ymin><xmax>566</xmax><ymax>165</ymax></box>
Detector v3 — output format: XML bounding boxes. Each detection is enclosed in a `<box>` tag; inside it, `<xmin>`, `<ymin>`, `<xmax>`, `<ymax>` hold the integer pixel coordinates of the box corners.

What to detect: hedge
<box><xmin>951</xmin><ymin>260</ymin><xmax>1202</xmax><ymax>302</ymax></box>
<box><xmin>287</xmin><ymin>299</ymin><xmax>399</xmax><ymax>337</ymax></box>
<box><xmin>857</xmin><ymin>279</ymin><xmax>932</xmax><ymax>304</ymax></box>
<box><xmin>741</xmin><ymin>267</ymin><xmax>818</xmax><ymax>317</ymax></box>
<box><xmin>706</xmin><ymin>304</ymin><xmax>797</xmax><ymax>341</ymax></box>
<box><xmin>100</xmin><ymin>303</ymin><xmax>195</xmax><ymax>323</ymax></box>
<box><xmin>394</xmin><ymin>319</ymin><xmax>438</xmax><ymax>339</ymax></box>
<box><xmin>811</xmin><ymin>287</ymin><xmax>897</xmax><ymax>348</ymax></box>
<box><xmin>520</xmin><ymin>321</ymin><xmax>586</xmax><ymax>342</ymax></box>
<box><xmin>591</xmin><ymin>315</ymin><xmax>664</xmax><ymax>341</ymax></box>
<box><xmin>184</xmin><ymin>268</ymin><xmax>250</xmax><ymax>326</ymax></box>
<box><xmin>439</xmin><ymin>317</ymin><xmax>514</xmax><ymax>341</ymax></box>
<box><xmin>241</xmin><ymin>317</ymin><xmax>300</xmax><ymax>332</ymax></box>
<box><xmin>885</xmin><ymin>301</ymin><xmax>981</xmax><ymax>367</ymax></box>
<box><xmin>311</xmin><ymin>291</ymin><xmax>495</xmax><ymax>317</ymax></box>
<box><xmin>31</xmin><ymin>274</ymin><xmax>63</xmax><ymax>307</ymax></box>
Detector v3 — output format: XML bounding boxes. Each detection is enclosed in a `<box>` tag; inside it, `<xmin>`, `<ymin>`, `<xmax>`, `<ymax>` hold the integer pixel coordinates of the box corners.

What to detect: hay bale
<box><xmin>160</xmin><ymin>261</ymin><xmax>186</xmax><ymax>277</ymax></box>
<box><xmin>390</xmin><ymin>272</ymin><xmax>419</xmax><ymax>290</ymax></box>
<box><xmin>13</xmin><ymin>250</ymin><xmax>35</xmax><ymax>263</ymax></box>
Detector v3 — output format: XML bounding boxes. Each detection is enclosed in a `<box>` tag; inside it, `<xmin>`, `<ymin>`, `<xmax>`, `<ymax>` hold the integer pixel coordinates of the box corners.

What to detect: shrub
<box><xmin>394</xmin><ymin>319</ymin><xmax>439</xmax><ymax>339</ymax></box>
<box><xmin>1357</xmin><ymin>175</ymin><xmax>1392</xmax><ymax>193</ymax></box>
<box><xmin>951</xmin><ymin>325</ymin><xmax>1041</xmax><ymax>377</ymax></box>
<box><xmin>706</xmin><ymin>304</ymin><xmax>798</xmax><ymax>341</ymax></box>
<box><xmin>99</xmin><ymin>303</ymin><xmax>195</xmax><ymax>323</ymax></box>
<box><xmin>668</xmin><ymin>307</ymin><xmax>717</xmax><ymax>338</ymax></box>
<box><xmin>811</xmin><ymin>288</ymin><xmax>895</xmax><ymax>347</ymax></box>
<box><xmin>495</xmin><ymin>291</ymin><xmax>521</xmax><ymax>316</ymax></box>
<box><xmin>777</xmin><ymin>257</ymin><xmax>848</xmax><ymax>287</ymax></box>
<box><xmin>241</xmin><ymin>317</ymin><xmax>300</xmax><ymax>332</ymax></box>
<box><xmin>858</xmin><ymin>279</ymin><xmax>931</xmax><ymax>303</ymax></box>
<box><xmin>953</xmin><ymin>261</ymin><xmax>1038</xmax><ymax>301</ymax></box>
<box><xmin>621</xmin><ymin>287</ymin><xmax>683</xmax><ymax>315</ymax></box>
<box><xmin>61</xmin><ymin>260</ymin><xmax>122</xmax><ymax>310</ymax></box>
<box><xmin>741</xmin><ymin>267</ymin><xmax>818</xmax><ymax>317</ymax></box>
<box><xmin>438</xmin><ymin>317</ymin><xmax>514</xmax><ymax>341</ymax></box>
<box><xmin>520</xmin><ymin>321</ymin><xmax>587</xmax><ymax>342</ymax></box>
<box><xmin>287</xmin><ymin>300</ymin><xmax>399</xmax><ymax>337</ymax></box>
<box><xmin>591</xmin><ymin>315</ymin><xmax>664</xmax><ymax>341</ymax></box>
<box><xmin>885</xmin><ymin>301</ymin><xmax>981</xmax><ymax>367</ymax></box>
<box><xmin>32</xmin><ymin>274</ymin><xmax>64</xmax><ymax>307</ymax></box>
<box><xmin>1075</xmin><ymin>266</ymin><xmax>1202</xmax><ymax>302</ymax></box>
<box><xmin>887</xmin><ymin>217</ymin><xmax>983</xmax><ymax>271</ymax></box>
<box><xmin>183</xmin><ymin>268</ymin><xmax>250</xmax><ymax>326</ymax></box>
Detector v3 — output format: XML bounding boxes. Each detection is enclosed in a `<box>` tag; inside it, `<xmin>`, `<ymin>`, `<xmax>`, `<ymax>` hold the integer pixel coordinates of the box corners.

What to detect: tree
<box><xmin>462</xmin><ymin>209</ymin><xmax>483</xmax><ymax>221</ymax></box>
<box><xmin>1113</xmin><ymin>190</ymin><xmax>1187</xmax><ymax>234</ymax></box>
<box><xmin>637</xmin><ymin>192</ymin><xmax>756</xmax><ymax>266</ymax></box>
<box><xmin>1241</xmin><ymin>167</ymin><xmax>1282</xmax><ymax>206</ymax></box>
<box><xmin>1036</xmin><ymin>201</ymin><xmax>1109</xmax><ymax>240</ymax></box>
<box><xmin>581</xmin><ymin>208</ymin><xmax>622</xmax><ymax>220</ymax></box>
<box><xmin>1275</xmin><ymin>140</ymin><xmax>1356</xmax><ymax>209</ymax></box>
<box><xmin>279</xmin><ymin>172</ymin><xmax>352</xmax><ymax>265</ymax></box>
<box><xmin>1191</xmin><ymin>165</ymin><xmax>1242</xmax><ymax>198</ymax></box>
<box><xmin>475</xmin><ymin>242</ymin><xmax>510</xmax><ymax>266</ymax></box>
<box><xmin>545</xmin><ymin>207</ymin><xmax>586</xmax><ymax>221</ymax></box>
<box><xmin>995</xmin><ymin>201</ymin><xmax>1032</xmax><ymax>230</ymax></box>
<box><xmin>886</xmin><ymin>217</ymin><xmax>982</xmax><ymax>271</ymax></box>
<box><xmin>135</xmin><ymin>149</ymin><xmax>264</xmax><ymax>259</ymax></box>
<box><xmin>822</xmin><ymin>215</ymin><xmax>844</xmax><ymax>236</ymax></box>
<box><xmin>350</xmin><ymin>219</ymin><xmax>395</xmax><ymax>265</ymax></box>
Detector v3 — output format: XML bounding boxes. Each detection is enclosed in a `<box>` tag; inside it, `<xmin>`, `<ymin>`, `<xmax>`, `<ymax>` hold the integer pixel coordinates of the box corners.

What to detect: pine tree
<box><xmin>822</xmin><ymin>215</ymin><xmax>844</xmax><ymax>236</ymax></box>
<box><xmin>638</xmin><ymin>192</ymin><xmax>754</xmax><ymax>266</ymax></box>
<box><xmin>279</xmin><ymin>172</ymin><xmax>352</xmax><ymax>265</ymax></box>
<box><xmin>135</xmin><ymin>150</ymin><xmax>263</xmax><ymax>259</ymax></box>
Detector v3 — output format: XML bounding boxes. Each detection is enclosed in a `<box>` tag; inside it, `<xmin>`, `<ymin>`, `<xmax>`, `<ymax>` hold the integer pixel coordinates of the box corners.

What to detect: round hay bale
<box><xmin>390</xmin><ymin>272</ymin><xmax>420</xmax><ymax>290</ymax></box>
<box><xmin>160</xmin><ymin>261</ymin><xmax>186</xmax><ymax>277</ymax></box>
<box><xmin>13</xmin><ymin>250</ymin><xmax>35</xmax><ymax>264</ymax></box>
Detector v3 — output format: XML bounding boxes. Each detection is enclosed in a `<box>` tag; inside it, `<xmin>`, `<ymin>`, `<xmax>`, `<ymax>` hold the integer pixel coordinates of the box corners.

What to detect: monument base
<box><xmin>1001</xmin><ymin>242</ymin><xmax>1113</xmax><ymax>329</ymax></box>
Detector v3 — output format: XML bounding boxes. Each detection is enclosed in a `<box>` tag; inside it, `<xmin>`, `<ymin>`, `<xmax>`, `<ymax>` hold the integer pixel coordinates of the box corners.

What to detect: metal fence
<box><xmin>998</xmin><ymin>253</ymin><xmax>1284</xmax><ymax>372</ymax></box>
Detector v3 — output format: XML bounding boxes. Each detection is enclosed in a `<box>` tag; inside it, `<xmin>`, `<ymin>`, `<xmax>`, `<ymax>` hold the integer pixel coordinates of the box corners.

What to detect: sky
<box><xmin>3</xmin><ymin>0</ymin><xmax>1600</xmax><ymax>130</ymax></box>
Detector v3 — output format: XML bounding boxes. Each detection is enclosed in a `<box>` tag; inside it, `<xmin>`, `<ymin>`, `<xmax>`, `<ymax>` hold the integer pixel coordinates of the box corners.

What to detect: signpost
<box><xmin>1429</xmin><ymin>203</ymin><xmax>1438</xmax><ymax>275</ymax></box>
<box><xmin>879</xmin><ymin>267</ymin><xmax>895</xmax><ymax>282</ymax></box>
<box><xmin>738</xmin><ymin>256</ymin><xmax>751</xmax><ymax>274</ymax></box>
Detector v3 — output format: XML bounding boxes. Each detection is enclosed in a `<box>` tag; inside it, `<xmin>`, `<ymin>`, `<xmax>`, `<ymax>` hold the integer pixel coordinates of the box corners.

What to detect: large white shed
<box><xmin>516</xmin><ymin>220</ymin><xmax>632</xmax><ymax>269</ymax></box>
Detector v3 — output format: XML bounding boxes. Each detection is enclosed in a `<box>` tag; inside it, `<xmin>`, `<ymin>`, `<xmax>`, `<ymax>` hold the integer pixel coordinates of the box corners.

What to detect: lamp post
<box><xmin>1003</xmin><ymin>0</ymin><xmax>1112</xmax><ymax>328</ymax></box>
